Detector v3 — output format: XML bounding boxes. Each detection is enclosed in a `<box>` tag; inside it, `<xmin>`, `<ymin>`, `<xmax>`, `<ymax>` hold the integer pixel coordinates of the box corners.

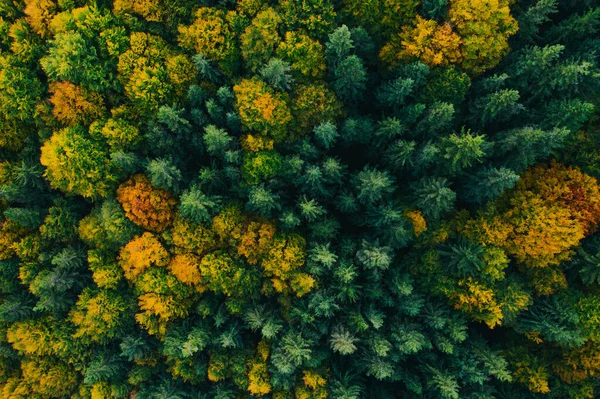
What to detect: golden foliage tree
<box><xmin>448</xmin><ymin>0</ymin><xmax>518</xmax><ymax>74</ymax></box>
<box><xmin>40</xmin><ymin>126</ymin><xmax>117</xmax><ymax>198</ymax></box>
<box><xmin>178</xmin><ymin>7</ymin><xmax>239</xmax><ymax>76</ymax></box>
<box><xmin>48</xmin><ymin>81</ymin><xmax>106</xmax><ymax>127</ymax></box>
<box><xmin>233</xmin><ymin>78</ymin><xmax>292</xmax><ymax>142</ymax></box>
<box><xmin>116</xmin><ymin>174</ymin><xmax>177</xmax><ymax>233</ymax></box>
<box><xmin>380</xmin><ymin>16</ymin><xmax>462</xmax><ymax>67</ymax></box>
<box><xmin>119</xmin><ymin>232</ymin><xmax>170</xmax><ymax>281</ymax></box>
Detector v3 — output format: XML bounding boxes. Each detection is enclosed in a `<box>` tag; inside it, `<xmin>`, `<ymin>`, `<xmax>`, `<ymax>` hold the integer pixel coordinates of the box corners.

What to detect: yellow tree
<box><xmin>118</xmin><ymin>32</ymin><xmax>195</xmax><ymax>114</ymax></box>
<box><xmin>233</xmin><ymin>78</ymin><xmax>292</xmax><ymax>142</ymax></box>
<box><xmin>502</xmin><ymin>191</ymin><xmax>584</xmax><ymax>270</ymax></box>
<box><xmin>71</xmin><ymin>288</ymin><xmax>133</xmax><ymax>344</ymax></box>
<box><xmin>48</xmin><ymin>81</ymin><xmax>106</xmax><ymax>126</ymax></box>
<box><xmin>40</xmin><ymin>126</ymin><xmax>117</xmax><ymax>198</ymax></box>
<box><xmin>380</xmin><ymin>16</ymin><xmax>462</xmax><ymax>67</ymax></box>
<box><xmin>276</xmin><ymin>31</ymin><xmax>326</xmax><ymax>81</ymax></box>
<box><xmin>178</xmin><ymin>7</ymin><xmax>240</xmax><ymax>76</ymax></box>
<box><xmin>449</xmin><ymin>0</ymin><xmax>518</xmax><ymax>74</ymax></box>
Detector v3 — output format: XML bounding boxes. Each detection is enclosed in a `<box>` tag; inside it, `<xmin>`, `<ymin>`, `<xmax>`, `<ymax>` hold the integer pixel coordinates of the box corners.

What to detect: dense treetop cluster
<box><xmin>0</xmin><ymin>0</ymin><xmax>600</xmax><ymax>398</ymax></box>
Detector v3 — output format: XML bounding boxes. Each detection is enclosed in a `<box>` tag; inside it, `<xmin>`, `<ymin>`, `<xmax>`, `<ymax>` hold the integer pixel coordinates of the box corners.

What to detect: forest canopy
<box><xmin>0</xmin><ymin>0</ymin><xmax>600</xmax><ymax>398</ymax></box>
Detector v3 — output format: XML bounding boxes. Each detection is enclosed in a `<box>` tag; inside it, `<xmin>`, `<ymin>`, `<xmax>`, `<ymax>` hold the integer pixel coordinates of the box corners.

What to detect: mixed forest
<box><xmin>1</xmin><ymin>0</ymin><xmax>600</xmax><ymax>398</ymax></box>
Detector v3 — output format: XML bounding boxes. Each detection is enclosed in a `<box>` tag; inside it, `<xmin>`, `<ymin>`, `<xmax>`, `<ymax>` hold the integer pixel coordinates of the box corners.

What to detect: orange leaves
<box><xmin>518</xmin><ymin>161</ymin><xmax>600</xmax><ymax>234</ymax></box>
<box><xmin>238</xmin><ymin>220</ymin><xmax>276</xmax><ymax>264</ymax></box>
<box><xmin>168</xmin><ymin>253</ymin><xmax>204</xmax><ymax>290</ymax></box>
<box><xmin>117</xmin><ymin>203</ymin><xmax>312</xmax><ymax>334</ymax></box>
<box><xmin>466</xmin><ymin>162</ymin><xmax>599</xmax><ymax>275</ymax></box>
<box><xmin>49</xmin><ymin>81</ymin><xmax>106</xmax><ymax>126</ymax></box>
<box><xmin>117</xmin><ymin>174</ymin><xmax>177</xmax><ymax>233</ymax></box>
<box><xmin>119</xmin><ymin>232</ymin><xmax>170</xmax><ymax>281</ymax></box>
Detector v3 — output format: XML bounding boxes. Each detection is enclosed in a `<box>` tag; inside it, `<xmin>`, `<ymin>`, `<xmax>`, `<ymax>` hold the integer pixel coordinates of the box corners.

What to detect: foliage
<box><xmin>40</xmin><ymin>126</ymin><xmax>117</xmax><ymax>198</ymax></box>
<box><xmin>2</xmin><ymin>0</ymin><xmax>600</xmax><ymax>398</ymax></box>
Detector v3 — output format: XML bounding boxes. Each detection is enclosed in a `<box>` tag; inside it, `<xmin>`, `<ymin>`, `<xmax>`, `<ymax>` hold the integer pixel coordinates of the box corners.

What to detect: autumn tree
<box><xmin>177</xmin><ymin>7</ymin><xmax>240</xmax><ymax>76</ymax></box>
<box><xmin>380</xmin><ymin>16</ymin><xmax>462</xmax><ymax>67</ymax></box>
<box><xmin>116</xmin><ymin>174</ymin><xmax>177</xmax><ymax>233</ymax></box>
<box><xmin>448</xmin><ymin>0</ymin><xmax>519</xmax><ymax>74</ymax></box>
<box><xmin>40</xmin><ymin>126</ymin><xmax>117</xmax><ymax>198</ymax></box>
<box><xmin>240</xmin><ymin>8</ymin><xmax>281</xmax><ymax>72</ymax></box>
<box><xmin>233</xmin><ymin>78</ymin><xmax>292</xmax><ymax>142</ymax></box>
<box><xmin>48</xmin><ymin>81</ymin><xmax>106</xmax><ymax>126</ymax></box>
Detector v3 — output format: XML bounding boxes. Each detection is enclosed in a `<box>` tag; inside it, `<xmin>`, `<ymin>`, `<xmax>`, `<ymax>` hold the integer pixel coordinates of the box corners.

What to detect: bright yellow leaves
<box><xmin>40</xmin><ymin>126</ymin><xmax>117</xmax><ymax>198</ymax></box>
<box><xmin>449</xmin><ymin>0</ymin><xmax>518</xmax><ymax>74</ymax></box>
<box><xmin>380</xmin><ymin>16</ymin><xmax>462</xmax><ymax>67</ymax></box>
<box><xmin>443</xmin><ymin>277</ymin><xmax>504</xmax><ymax>328</ymax></box>
<box><xmin>261</xmin><ymin>234</ymin><xmax>313</xmax><ymax>297</ymax></box>
<box><xmin>117</xmin><ymin>174</ymin><xmax>177</xmax><ymax>233</ymax></box>
<box><xmin>168</xmin><ymin>253</ymin><xmax>203</xmax><ymax>287</ymax></box>
<box><xmin>380</xmin><ymin>0</ymin><xmax>518</xmax><ymax>74</ymax></box>
<box><xmin>119</xmin><ymin>232</ymin><xmax>170</xmax><ymax>280</ymax></box>
<box><xmin>7</xmin><ymin>317</ymin><xmax>74</xmax><ymax>358</ymax></box>
<box><xmin>510</xmin><ymin>352</ymin><xmax>551</xmax><ymax>394</ymax></box>
<box><xmin>21</xmin><ymin>358</ymin><xmax>78</xmax><ymax>397</ymax></box>
<box><xmin>233</xmin><ymin>78</ymin><xmax>292</xmax><ymax>143</ymax></box>
<box><xmin>405</xmin><ymin>210</ymin><xmax>427</xmax><ymax>237</ymax></box>
<box><xmin>503</xmin><ymin>192</ymin><xmax>583</xmax><ymax>269</ymax></box>
<box><xmin>247</xmin><ymin>341</ymin><xmax>272</xmax><ymax>396</ymax></box>
<box><xmin>296</xmin><ymin>369</ymin><xmax>328</xmax><ymax>399</ymax></box>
